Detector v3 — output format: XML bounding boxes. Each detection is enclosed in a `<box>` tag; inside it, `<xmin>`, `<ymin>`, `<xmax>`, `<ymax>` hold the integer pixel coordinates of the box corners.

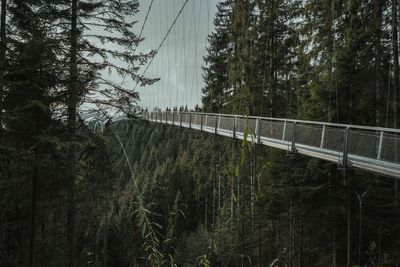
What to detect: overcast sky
<box><xmin>124</xmin><ymin>0</ymin><xmax>219</xmax><ymax>110</ymax></box>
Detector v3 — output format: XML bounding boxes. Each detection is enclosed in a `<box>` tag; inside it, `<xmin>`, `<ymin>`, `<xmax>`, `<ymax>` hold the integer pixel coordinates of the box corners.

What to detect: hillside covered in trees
<box><xmin>1</xmin><ymin>0</ymin><xmax>400</xmax><ymax>267</ymax></box>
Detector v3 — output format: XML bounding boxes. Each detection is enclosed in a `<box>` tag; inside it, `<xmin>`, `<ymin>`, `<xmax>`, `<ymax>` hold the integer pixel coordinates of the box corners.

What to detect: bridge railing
<box><xmin>143</xmin><ymin>111</ymin><xmax>400</xmax><ymax>178</ymax></box>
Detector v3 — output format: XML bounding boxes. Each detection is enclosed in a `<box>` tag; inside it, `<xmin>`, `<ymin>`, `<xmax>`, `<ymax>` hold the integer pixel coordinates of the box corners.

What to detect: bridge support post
<box><xmin>215</xmin><ymin>115</ymin><xmax>219</xmax><ymax>135</ymax></box>
<box><xmin>290</xmin><ymin>122</ymin><xmax>297</xmax><ymax>154</ymax></box>
<box><xmin>282</xmin><ymin>121</ymin><xmax>287</xmax><ymax>140</ymax></box>
<box><xmin>201</xmin><ymin>114</ymin><xmax>204</xmax><ymax>131</ymax></box>
<box><xmin>377</xmin><ymin>130</ymin><xmax>384</xmax><ymax>160</ymax></box>
<box><xmin>233</xmin><ymin>116</ymin><xmax>237</xmax><ymax>139</ymax></box>
<box><xmin>341</xmin><ymin>127</ymin><xmax>350</xmax><ymax>169</ymax></box>
<box><xmin>256</xmin><ymin>118</ymin><xmax>261</xmax><ymax>144</ymax></box>
<box><xmin>320</xmin><ymin>125</ymin><xmax>326</xmax><ymax>148</ymax></box>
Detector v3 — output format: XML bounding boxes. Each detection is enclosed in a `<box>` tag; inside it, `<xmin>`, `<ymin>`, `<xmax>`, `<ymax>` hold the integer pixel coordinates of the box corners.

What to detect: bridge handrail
<box><xmin>147</xmin><ymin>111</ymin><xmax>400</xmax><ymax>134</ymax></box>
<box><xmin>141</xmin><ymin>110</ymin><xmax>400</xmax><ymax>178</ymax></box>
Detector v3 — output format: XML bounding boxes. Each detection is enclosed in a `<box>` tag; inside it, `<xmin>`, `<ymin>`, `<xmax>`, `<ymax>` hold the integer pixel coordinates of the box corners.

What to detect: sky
<box><xmin>124</xmin><ymin>0</ymin><xmax>219</xmax><ymax>110</ymax></box>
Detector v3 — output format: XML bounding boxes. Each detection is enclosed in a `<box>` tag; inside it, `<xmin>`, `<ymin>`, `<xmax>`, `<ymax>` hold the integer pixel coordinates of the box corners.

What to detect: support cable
<box><xmin>133</xmin><ymin>0</ymin><xmax>191</xmax><ymax>92</ymax></box>
<box><xmin>119</xmin><ymin>0</ymin><xmax>155</xmax><ymax>88</ymax></box>
<box><xmin>174</xmin><ymin>0</ymin><xmax>179</xmax><ymax>109</ymax></box>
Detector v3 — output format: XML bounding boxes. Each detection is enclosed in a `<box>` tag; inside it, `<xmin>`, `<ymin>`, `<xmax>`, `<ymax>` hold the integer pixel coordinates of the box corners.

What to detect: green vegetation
<box><xmin>1</xmin><ymin>0</ymin><xmax>400</xmax><ymax>266</ymax></box>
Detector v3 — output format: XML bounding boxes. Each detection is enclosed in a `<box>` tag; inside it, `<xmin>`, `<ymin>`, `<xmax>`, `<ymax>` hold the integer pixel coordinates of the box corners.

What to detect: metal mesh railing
<box><xmin>236</xmin><ymin>117</ymin><xmax>257</xmax><ymax>134</ymax></box>
<box><xmin>144</xmin><ymin>111</ymin><xmax>400</xmax><ymax>178</ymax></box>
<box><xmin>260</xmin><ymin>120</ymin><xmax>285</xmax><ymax>140</ymax></box>
<box><xmin>323</xmin><ymin>127</ymin><xmax>345</xmax><ymax>152</ymax></box>
<box><xmin>193</xmin><ymin>114</ymin><xmax>202</xmax><ymax>126</ymax></box>
<box><xmin>174</xmin><ymin>113</ymin><xmax>181</xmax><ymax>125</ymax></box>
<box><xmin>166</xmin><ymin>112</ymin><xmax>173</xmax><ymax>123</ymax></box>
<box><xmin>219</xmin><ymin>116</ymin><xmax>234</xmax><ymax>131</ymax></box>
<box><xmin>381</xmin><ymin>133</ymin><xmax>400</xmax><ymax>163</ymax></box>
<box><xmin>283</xmin><ymin>122</ymin><xmax>294</xmax><ymax>142</ymax></box>
<box><xmin>295</xmin><ymin>123</ymin><xmax>323</xmax><ymax>147</ymax></box>
<box><xmin>205</xmin><ymin>115</ymin><xmax>217</xmax><ymax>129</ymax></box>
<box><xmin>182</xmin><ymin>113</ymin><xmax>190</xmax><ymax>125</ymax></box>
<box><xmin>348</xmin><ymin>130</ymin><xmax>379</xmax><ymax>159</ymax></box>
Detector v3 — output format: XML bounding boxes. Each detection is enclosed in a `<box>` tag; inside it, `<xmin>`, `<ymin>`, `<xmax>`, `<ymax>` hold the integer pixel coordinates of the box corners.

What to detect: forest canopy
<box><xmin>1</xmin><ymin>0</ymin><xmax>400</xmax><ymax>267</ymax></box>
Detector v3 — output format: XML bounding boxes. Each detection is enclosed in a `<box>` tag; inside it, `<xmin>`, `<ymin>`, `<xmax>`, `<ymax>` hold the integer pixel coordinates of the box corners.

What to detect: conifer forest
<box><xmin>1</xmin><ymin>0</ymin><xmax>400</xmax><ymax>266</ymax></box>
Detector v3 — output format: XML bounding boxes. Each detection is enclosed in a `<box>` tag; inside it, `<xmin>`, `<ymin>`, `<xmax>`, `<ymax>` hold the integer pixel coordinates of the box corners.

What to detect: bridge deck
<box><xmin>143</xmin><ymin>111</ymin><xmax>400</xmax><ymax>179</ymax></box>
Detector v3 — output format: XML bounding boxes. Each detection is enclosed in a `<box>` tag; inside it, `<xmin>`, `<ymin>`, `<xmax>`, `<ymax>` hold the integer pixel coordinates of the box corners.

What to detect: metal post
<box><xmin>215</xmin><ymin>115</ymin><xmax>219</xmax><ymax>134</ymax></box>
<box><xmin>180</xmin><ymin>112</ymin><xmax>182</xmax><ymax>127</ymax></box>
<box><xmin>282</xmin><ymin>121</ymin><xmax>287</xmax><ymax>141</ymax></box>
<box><xmin>201</xmin><ymin>114</ymin><xmax>204</xmax><ymax>131</ymax></box>
<box><xmin>189</xmin><ymin>113</ymin><xmax>192</xmax><ymax>129</ymax></box>
<box><xmin>342</xmin><ymin>127</ymin><xmax>350</xmax><ymax>168</ymax></box>
<box><xmin>290</xmin><ymin>122</ymin><xmax>296</xmax><ymax>153</ymax></box>
<box><xmin>233</xmin><ymin>116</ymin><xmax>237</xmax><ymax>139</ymax></box>
<box><xmin>320</xmin><ymin>125</ymin><xmax>326</xmax><ymax>149</ymax></box>
<box><xmin>256</xmin><ymin>118</ymin><xmax>261</xmax><ymax>144</ymax></box>
<box><xmin>172</xmin><ymin>111</ymin><xmax>175</xmax><ymax>125</ymax></box>
<box><xmin>377</xmin><ymin>131</ymin><xmax>384</xmax><ymax>160</ymax></box>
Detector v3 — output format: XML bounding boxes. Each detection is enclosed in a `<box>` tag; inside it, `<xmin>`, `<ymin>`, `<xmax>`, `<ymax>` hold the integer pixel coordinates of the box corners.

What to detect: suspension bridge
<box><xmin>139</xmin><ymin>111</ymin><xmax>400</xmax><ymax>179</ymax></box>
<box><xmin>115</xmin><ymin>1</ymin><xmax>400</xmax><ymax>180</ymax></box>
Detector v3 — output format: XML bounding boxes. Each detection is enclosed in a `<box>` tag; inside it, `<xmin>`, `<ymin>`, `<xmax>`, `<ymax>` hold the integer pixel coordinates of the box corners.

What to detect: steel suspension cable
<box><xmin>183</xmin><ymin>2</ymin><xmax>188</xmax><ymax>108</ymax></box>
<box><xmin>174</xmin><ymin>0</ymin><xmax>179</xmax><ymax>110</ymax></box>
<box><xmin>133</xmin><ymin>0</ymin><xmax>191</xmax><ymax>92</ymax></box>
<box><xmin>119</xmin><ymin>0</ymin><xmax>155</xmax><ymax>88</ymax></box>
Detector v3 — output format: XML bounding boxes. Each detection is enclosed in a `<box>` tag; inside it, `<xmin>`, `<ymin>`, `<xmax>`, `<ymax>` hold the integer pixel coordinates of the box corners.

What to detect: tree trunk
<box><xmin>346</xmin><ymin>177</ymin><xmax>353</xmax><ymax>267</ymax></box>
<box><xmin>258</xmin><ymin>210</ymin><xmax>262</xmax><ymax>267</ymax></box>
<box><xmin>374</xmin><ymin>0</ymin><xmax>383</xmax><ymax>126</ymax></box>
<box><xmin>0</xmin><ymin>0</ymin><xmax>6</xmax><ymax>125</ymax></box>
<box><xmin>250</xmin><ymin>147</ymin><xmax>254</xmax><ymax>254</ymax></box>
<box><xmin>205</xmin><ymin>192</ymin><xmax>208</xmax><ymax>231</ymax></box>
<box><xmin>28</xmin><ymin>150</ymin><xmax>38</xmax><ymax>267</ymax></box>
<box><xmin>392</xmin><ymin>0</ymin><xmax>399</xmax><ymax>208</ymax></box>
<box><xmin>289</xmin><ymin>173</ymin><xmax>294</xmax><ymax>267</ymax></box>
<box><xmin>393</xmin><ymin>0</ymin><xmax>399</xmax><ymax>129</ymax></box>
<box><xmin>67</xmin><ymin>0</ymin><xmax>78</xmax><ymax>266</ymax></box>
<box><xmin>298</xmin><ymin>223</ymin><xmax>302</xmax><ymax>267</ymax></box>
<box><xmin>104</xmin><ymin>175</ymin><xmax>109</xmax><ymax>266</ymax></box>
<box><xmin>329</xmin><ymin>173</ymin><xmax>337</xmax><ymax>267</ymax></box>
<box><xmin>212</xmin><ymin>173</ymin><xmax>215</xmax><ymax>255</ymax></box>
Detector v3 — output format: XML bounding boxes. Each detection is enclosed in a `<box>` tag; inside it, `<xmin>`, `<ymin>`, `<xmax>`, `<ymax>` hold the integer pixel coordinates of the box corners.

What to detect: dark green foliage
<box><xmin>0</xmin><ymin>0</ymin><xmax>151</xmax><ymax>266</ymax></box>
<box><xmin>1</xmin><ymin>0</ymin><xmax>400</xmax><ymax>266</ymax></box>
<box><xmin>175</xmin><ymin>225</ymin><xmax>210</xmax><ymax>266</ymax></box>
<box><xmin>202</xmin><ymin>0</ymin><xmax>233</xmax><ymax>113</ymax></box>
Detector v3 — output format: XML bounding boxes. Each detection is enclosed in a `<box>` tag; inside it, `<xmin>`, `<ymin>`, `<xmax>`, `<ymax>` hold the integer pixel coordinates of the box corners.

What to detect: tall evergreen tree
<box><xmin>0</xmin><ymin>0</ymin><xmax>7</xmax><ymax>125</ymax></box>
<box><xmin>202</xmin><ymin>0</ymin><xmax>233</xmax><ymax>113</ymax></box>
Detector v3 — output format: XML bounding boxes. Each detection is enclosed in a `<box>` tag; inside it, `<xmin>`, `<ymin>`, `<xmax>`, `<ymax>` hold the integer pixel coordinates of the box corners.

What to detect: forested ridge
<box><xmin>1</xmin><ymin>0</ymin><xmax>400</xmax><ymax>267</ymax></box>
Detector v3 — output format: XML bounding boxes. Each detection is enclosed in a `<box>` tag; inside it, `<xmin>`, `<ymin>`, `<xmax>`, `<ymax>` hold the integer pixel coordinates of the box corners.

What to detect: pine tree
<box><xmin>0</xmin><ymin>0</ymin><xmax>6</xmax><ymax>124</ymax></box>
<box><xmin>229</xmin><ymin>0</ymin><xmax>252</xmax><ymax>115</ymax></box>
<box><xmin>202</xmin><ymin>0</ymin><xmax>233</xmax><ymax>113</ymax></box>
<box><xmin>0</xmin><ymin>1</ymin><xmax>65</xmax><ymax>265</ymax></box>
